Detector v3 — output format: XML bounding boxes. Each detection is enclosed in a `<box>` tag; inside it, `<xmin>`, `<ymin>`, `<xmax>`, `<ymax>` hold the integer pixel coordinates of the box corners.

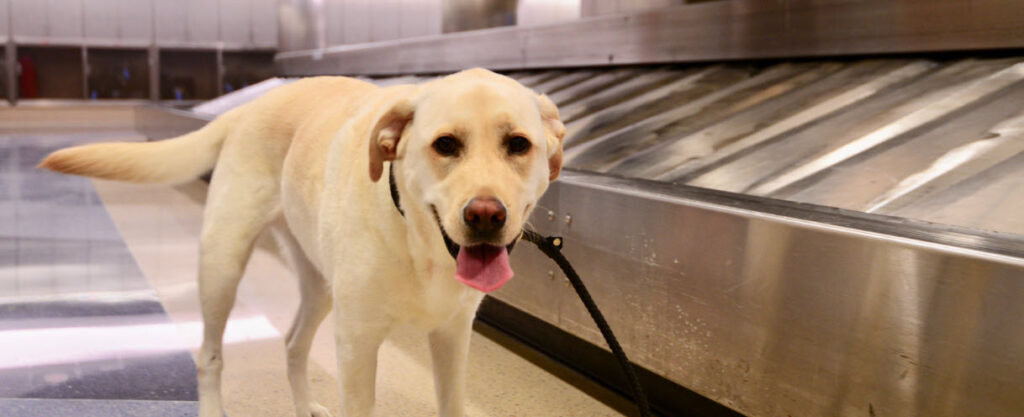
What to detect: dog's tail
<box><xmin>39</xmin><ymin>111</ymin><xmax>238</xmax><ymax>184</ymax></box>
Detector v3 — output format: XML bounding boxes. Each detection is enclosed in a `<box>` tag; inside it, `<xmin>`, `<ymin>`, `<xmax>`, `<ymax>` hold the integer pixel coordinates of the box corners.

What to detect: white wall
<box><xmin>325</xmin><ymin>0</ymin><xmax>443</xmax><ymax>46</ymax></box>
<box><xmin>8</xmin><ymin>0</ymin><xmax>277</xmax><ymax>49</ymax></box>
<box><xmin>0</xmin><ymin>0</ymin><xmax>8</xmax><ymax>42</ymax></box>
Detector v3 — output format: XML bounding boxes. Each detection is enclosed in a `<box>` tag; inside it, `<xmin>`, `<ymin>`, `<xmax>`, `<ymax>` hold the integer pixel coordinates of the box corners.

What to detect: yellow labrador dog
<box><xmin>40</xmin><ymin>68</ymin><xmax>565</xmax><ymax>417</ymax></box>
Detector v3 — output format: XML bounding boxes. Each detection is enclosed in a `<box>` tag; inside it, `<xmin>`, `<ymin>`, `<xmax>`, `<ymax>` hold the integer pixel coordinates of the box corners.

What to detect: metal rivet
<box><xmin>547</xmin><ymin>270</ymin><xmax>555</xmax><ymax>280</ymax></box>
<box><xmin>564</xmin><ymin>215</ymin><xmax>572</xmax><ymax>225</ymax></box>
<box><xmin>547</xmin><ymin>210</ymin><xmax>555</xmax><ymax>221</ymax></box>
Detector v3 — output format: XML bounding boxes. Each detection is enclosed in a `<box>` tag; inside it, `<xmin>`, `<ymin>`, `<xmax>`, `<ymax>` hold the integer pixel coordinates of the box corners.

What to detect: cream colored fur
<box><xmin>40</xmin><ymin>68</ymin><xmax>565</xmax><ymax>417</ymax></box>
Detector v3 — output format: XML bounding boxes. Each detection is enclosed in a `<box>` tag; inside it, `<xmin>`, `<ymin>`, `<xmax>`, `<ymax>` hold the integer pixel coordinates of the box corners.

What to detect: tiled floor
<box><xmin>0</xmin><ymin>131</ymin><xmax>199</xmax><ymax>415</ymax></box>
<box><xmin>1</xmin><ymin>128</ymin><xmax>625</xmax><ymax>416</ymax></box>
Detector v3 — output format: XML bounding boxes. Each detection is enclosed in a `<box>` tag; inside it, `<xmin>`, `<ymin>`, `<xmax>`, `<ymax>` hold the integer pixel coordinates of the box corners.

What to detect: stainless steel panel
<box><xmin>891</xmin><ymin>152</ymin><xmax>1024</xmax><ymax>238</ymax></box>
<box><xmin>522</xmin><ymin>57</ymin><xmax>1024</xmax><ymax>237</ymax></box>
<box><xmin>634</xmin><ymin>60</ymin><xmax>936</xmax><ymax>182</ymax></box>
<box><xmin>154</xmin><ymin>0</ymin><xmax>187</xmax><ymax>44</ymax></box>
<box><xmin>868</xmin><ymin>114</ymin><xmax>1024</xmax><ymax>215</ymax></box>
<box><xmin>566</xmin><ymin>62</ymin><xmax>835</xmax><ymax>166</ymax></box>
<box><xmin>556</xmin><ymin>68</ymin><xmax>679</xmax><ymax>121</ymax></box>
<box><xmin>370</xmin><ymin>0</ymin><xmax>401</xmax><ymax>42</ymax></box>
<box><xmin>503</xmin><ymin>170</ymin><xmax>1024</xmax><ymax>417</ymax></box>
<box><xmin>280</xmin><ymin>0</ymin><xmax>449</xmax><ymax>49</ymax></box>
<box><xmin>340</xmin><ymin>0</ymin><xmax>371</xmax><ymax>44</ymax></box>
<box><xmin>509</xmin><ymin>70</ymin><xmax>566</xmax><ymax>88</ymax></box>
<box><xmin>780</xmin><ymin>96</ymin><xmax>1024</xmax><ymax>216</ymax></box>
<box><xmin>545</xmin><ymin>68</ymin><xmax>637</xmax><ymax>107</ymax></box>
<box><xmin>220</xmin><ymin>0</ymin><xmax>251</xmax><ymax>45</ymax></box>
<box><xmin>84</xmin><ymin>0</ymin><xmax>118</xmax><ymax>40</ymax></box>
<box><xmin>251</xmin><ymin>0</ymin><xmax>277</xmax><ymax>48</ymax></box>
<box><xmin>747</xmin><ymin>63</ymin><xmax>1024</xmax><ymax>197</ymax></box>
<box><xmin>528</xmin><ymin>70</ymin><xmax>597</xmax><ymax>95</ymax></box>
<box><xmin>324</xmin><ymin>0</ymin><xmax>345</xmax><ymax>46</ymax></box>
<box><xmin>191</xmin><ymin>77</ymin><xmax>295</xmax><ymax>117</ymax></box>
<box><xmin>133</xmin><ymin>104</ymin><xmax>211</xmax><ymax>140</ymax></box>
<box><xmin>118</xmin><ymin>0</ymin><xmax>153</xmax><ymax>43</ymax></box>
<box><xmin>561</xmin><ymin>64</ymin><xmax>755</xmax><ymax>151</ymax></box>
<box><xmin>47</xmin><ymin>0</ymin><xmax>83</xmax><ymax>40</ymax></box>
<box><xmin>461</xmin><ymin>59</ymin><xmax>1024</xmax><ymax>415</ymax></box>
<box><xmin>11</xmin><ymin>0</ymin><xmax>47</xmax><ymax>38</ymax></box>
<box><xmin>278</xmin><ymin>27</ymin><xmax>525</xmax><ymax>75</ymax></box>
<box><xmin>399</xmin><ymin>0</ymin><xmax>442</xmax><ymax>39</ymax></box>
<box><xmin>0</xmin><ymin>0</ymin><xmax>9</xmax><ymax>43</ymax></box>
<box><xmin>276</xmin><ymin>0</ymin><xmax>1024</xmax><ymax>75</ymax></box>
<box><xmin>681</xmin><ymin>60</ymin><xmax>1019</xmax><ymax>192</ymax></box>
<box><xmin>185</xmin><ymin>0</ymin><xmax>219</xmax><ymax>43</ymax></box>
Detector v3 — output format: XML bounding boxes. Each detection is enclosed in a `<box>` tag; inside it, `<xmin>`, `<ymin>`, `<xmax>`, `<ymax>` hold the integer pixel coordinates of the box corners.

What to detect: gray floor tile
<box><xmin>0</xmin><ymin>398</ymin><xmax>198</xmax><ymax>417</ymax></box>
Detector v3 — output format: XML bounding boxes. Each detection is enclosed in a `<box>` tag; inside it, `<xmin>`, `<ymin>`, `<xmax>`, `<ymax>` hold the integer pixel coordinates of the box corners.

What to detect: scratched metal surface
<box><xmin>501</xmin><ymin>58</ymin><xmax>1024</xmax><ymax>237</ymax></box>
<box><xmin>507</xmin><ymin>171</ymin><xmax>1024</xmax><ymax>417</ymax></box>
<box><xmin>182</xmin><ymin>58</ymin><xmax>1024</xmax><ymax>240</ymax></box>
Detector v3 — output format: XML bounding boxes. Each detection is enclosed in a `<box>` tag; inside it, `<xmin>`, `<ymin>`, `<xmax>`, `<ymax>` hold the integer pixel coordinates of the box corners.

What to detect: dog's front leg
<box><xmin>334</xmin><ymin>310</ymin><xmax>391</xmax><ymax>417</ymax></box>
<box><xmin>429</xmin><ymin>308</ymin><xmax>476</xmax><ymax>417</ymax></box>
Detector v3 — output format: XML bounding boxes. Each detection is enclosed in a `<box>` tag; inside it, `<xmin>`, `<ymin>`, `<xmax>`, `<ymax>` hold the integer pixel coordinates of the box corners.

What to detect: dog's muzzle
<box><xmin>431</xmin><ymin>207</ymin><xmax>518</xmax><ymax>260</ymax></box>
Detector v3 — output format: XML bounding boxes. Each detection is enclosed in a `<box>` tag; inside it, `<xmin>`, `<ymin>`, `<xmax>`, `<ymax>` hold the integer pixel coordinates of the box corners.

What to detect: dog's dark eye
<box><xmin>506</xmin><ymin>136</ymin><xmax>531</xmax><ymax>155</ymax></box>
<box><xmin>432</xmin><ymin>136</ymin><xmax>461</xmax><ymax>156</ymax></box>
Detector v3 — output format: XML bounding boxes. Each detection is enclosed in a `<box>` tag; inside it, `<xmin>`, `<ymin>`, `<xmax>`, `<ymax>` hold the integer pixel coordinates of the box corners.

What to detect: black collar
<box><xmin>389</xmin><ymin>163</ymin><xmax>404</xmax><ymax>217</ymax></box>
<box><xmin>389</xmin><ymin>163</ymin><xmax>459</xmax><ymax>259</ymax></box>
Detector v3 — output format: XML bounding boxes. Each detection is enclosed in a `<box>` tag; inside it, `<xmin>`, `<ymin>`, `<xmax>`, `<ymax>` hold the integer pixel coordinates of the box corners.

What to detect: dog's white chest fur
<box><xmin>402</xmin><ymin>261</ymin><xmax>486</xmax><ymax>329</ymax></box>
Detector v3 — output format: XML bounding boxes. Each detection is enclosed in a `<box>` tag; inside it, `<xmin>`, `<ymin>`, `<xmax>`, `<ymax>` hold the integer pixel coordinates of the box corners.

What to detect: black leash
<box><xmin>519</xmin><ymin>229</ymin><xmax>653</xmax><ymax>417</ymax></box>
<box><xmin>389</xmin><ymin>164</ymin><xmax>652</xmax><ymax>417</ymax></box>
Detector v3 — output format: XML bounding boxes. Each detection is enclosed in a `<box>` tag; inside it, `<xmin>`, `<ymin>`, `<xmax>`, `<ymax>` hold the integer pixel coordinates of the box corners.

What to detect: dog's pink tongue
<box><xmin>455</xmin><ymin>245</ymin><xmax>513</xmax><ymax>292</ymax></box>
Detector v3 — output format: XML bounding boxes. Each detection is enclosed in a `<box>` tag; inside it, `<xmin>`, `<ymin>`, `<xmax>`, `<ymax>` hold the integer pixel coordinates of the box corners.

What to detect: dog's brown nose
<box><xmin>463</xmin><ymin>197</ymin><xmax>506</xmax><ymax>234</ymax></box>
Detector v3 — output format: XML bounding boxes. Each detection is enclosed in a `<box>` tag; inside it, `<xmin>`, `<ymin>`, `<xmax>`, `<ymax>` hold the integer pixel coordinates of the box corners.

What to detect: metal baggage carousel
<box><xmin>499</xmin><ymin>59</ymin><xmax>1024</xmax><ymax>417</ymax></box>
<box><xmin>133</xmin><ymin>55</ymin><xmax>1024</xmax><ymax>417</ymax></box>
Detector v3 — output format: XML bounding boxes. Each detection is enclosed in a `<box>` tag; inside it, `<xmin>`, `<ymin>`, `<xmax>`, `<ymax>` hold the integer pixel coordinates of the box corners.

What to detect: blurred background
<box><xmin>1</xmin><ymin>0</ymin><xmax>628</xmax><ymax>103</ymax></box>
<box><xmin>3</xmin><ymin>1</ymin><xmax>1024</xmax><ymax>417</ymax></box>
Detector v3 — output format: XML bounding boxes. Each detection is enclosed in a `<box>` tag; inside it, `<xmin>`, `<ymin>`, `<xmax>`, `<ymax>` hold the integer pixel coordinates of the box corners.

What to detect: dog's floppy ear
<box><xmin>536</xmin><ymin>94</ymin><xmax>566</xmax><ymax>181</ymax></box>
<box><xmin>368</xmin><ymin>99</ymin><xmax>415</xmax><ymax>182</ymax></box>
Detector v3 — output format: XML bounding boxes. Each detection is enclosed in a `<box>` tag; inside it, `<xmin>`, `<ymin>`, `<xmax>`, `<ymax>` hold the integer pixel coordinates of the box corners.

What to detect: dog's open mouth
<box><xmin>433</xmin><ymin>208</ymin><xmax>517</xmax><ymax>293</ymax></box>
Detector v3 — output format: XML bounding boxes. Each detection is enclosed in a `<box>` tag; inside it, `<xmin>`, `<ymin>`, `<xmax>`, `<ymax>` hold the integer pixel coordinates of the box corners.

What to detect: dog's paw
<box><xmin>305</xmin><ymin>402</ymin><xmax>333</xmax><ymax>417</ymax></box>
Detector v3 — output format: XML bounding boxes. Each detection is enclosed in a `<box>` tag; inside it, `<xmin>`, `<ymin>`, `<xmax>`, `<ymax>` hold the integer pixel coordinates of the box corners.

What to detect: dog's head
<box><xmin>367</xmin><ymin>68</ymin><xmax>565</xmax><ymax>293</ymax></box>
